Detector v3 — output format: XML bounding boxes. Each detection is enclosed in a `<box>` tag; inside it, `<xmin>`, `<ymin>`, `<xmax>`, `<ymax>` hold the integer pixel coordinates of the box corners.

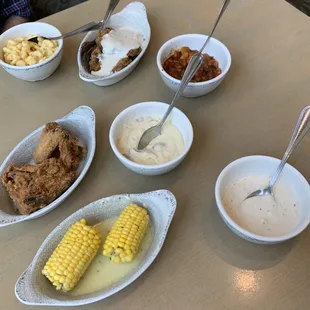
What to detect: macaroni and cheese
<box><xmin>2</xmin><ymin>35</ymin><xmax>58</xmax><ymax>66</ymax></box>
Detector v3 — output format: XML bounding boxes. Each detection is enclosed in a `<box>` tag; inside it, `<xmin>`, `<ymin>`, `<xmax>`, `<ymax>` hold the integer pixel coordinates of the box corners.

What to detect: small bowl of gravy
<box><xmin>215</xmin><ymin>155</ymin><xmax>310</xmax><ymax>244</ymax></box>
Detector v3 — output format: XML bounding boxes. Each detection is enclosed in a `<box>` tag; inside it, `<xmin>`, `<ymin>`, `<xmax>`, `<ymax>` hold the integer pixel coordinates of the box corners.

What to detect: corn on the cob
<box><xmin>42</xmin><ymin>218</ymin><xmax>101</xmax><ymax>292</ymax></box>
<box><xmin>103</xmin><ymin>204</ymin><xmax>149</xmax><ymax>263</ymax></box>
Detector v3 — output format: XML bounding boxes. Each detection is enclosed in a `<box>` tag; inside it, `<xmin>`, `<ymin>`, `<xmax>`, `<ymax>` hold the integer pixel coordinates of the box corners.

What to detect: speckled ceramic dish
<box><xmin>77</xmin><ymin>1</ymin><xmax>151</xmax><ymax>86</ymax></box>
<box><xmin>215</xmin><ymin>156</ymin><xmax>310</xmax><ymax>244</ymax></box>
<box><xmin>0</xmin><ymin>106</ymin><xmax>96</xmax><ymax>227</ymax></box>
<box><xmin>15</xmin><ymin>190</ymin><xmax>176</xmax><ymax>306</ymax></box>
<box><xmin>109</xmin><ymin>101</ymin><xmax>194</xmax><ymax>176</ymax></box>
<box><xmin>0</xmin><ymin>22</ymin><xmax>63</xmax><ymax>81</ymax></box>
<box><xmin>157</xmin><ymin>34</ymin><xmax>231</xmax><ymax>98</ymax></box>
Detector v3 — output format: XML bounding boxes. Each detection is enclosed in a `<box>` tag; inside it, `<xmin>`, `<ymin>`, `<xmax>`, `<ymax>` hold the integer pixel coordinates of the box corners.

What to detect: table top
<box><xmin>1</xmin><ymin>0</ymin><xmax>310</xmax><ymax>309</ymax></box>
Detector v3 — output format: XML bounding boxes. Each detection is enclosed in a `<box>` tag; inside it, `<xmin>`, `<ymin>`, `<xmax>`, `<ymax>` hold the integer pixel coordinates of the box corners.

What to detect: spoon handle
<box><xmin>47</xmin><ymin>0</ymin><xmax>120</xmax><ymax>40</ymax></box>
<box><xmin>199</xmin><ymin>0</ymin><xmax>231</xmax><ymax>53</ymax></box>
<box><xmin>158</xmin><ymin>53</ymin><xmax>203</xmax><ymax>127</ymax></box>
<box><xmin>48</xmin><ymin>21</ymin><xmax>101</xmax><ymax>41</ymax></box>
<box><xmin>269</xmin><ymin>106</ymin><xmax>310</xmax><ymax>187</ymax></box>
<box><xmin>100</xmin><ymin>0</ymin><xmax>120</xmax><ymax>29</ymax></box>
<box><xmin>158</xmin><ymin>0</ymin><xmax>231</xmax><ymax>127</ymax></box>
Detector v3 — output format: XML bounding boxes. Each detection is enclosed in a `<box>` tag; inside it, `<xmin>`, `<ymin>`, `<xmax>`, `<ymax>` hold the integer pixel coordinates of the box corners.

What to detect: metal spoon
<box><xmin>245</xmin><ymin>106</ymin><xmax>310</xmax><ymax>201</ymax></box>
<box><xmin>137</xmin><ymin>0</ymin><xmax>231</xmax><ymax>150</ymax></box>
<box><xmin>28</xmin><ymin>0</ymin><xmax>119</xmax><ymax>43</ymax></box>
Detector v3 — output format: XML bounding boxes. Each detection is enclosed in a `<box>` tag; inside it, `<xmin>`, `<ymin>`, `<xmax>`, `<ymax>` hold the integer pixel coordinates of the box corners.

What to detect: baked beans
<box><xmin>162</xmin><ymin>46</ymin><xmax>221</xmax><ymax>83</ymax></box>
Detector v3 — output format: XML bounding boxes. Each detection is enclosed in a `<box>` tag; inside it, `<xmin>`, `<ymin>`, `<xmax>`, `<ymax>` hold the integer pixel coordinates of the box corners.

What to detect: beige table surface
<box><xmin>1</xmin><ymin>0</ymin><xmax>310</xmax><ymax>309</ymax></box>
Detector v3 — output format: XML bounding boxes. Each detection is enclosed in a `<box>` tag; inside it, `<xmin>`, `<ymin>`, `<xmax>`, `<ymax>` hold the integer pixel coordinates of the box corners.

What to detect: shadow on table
<box><xmin>202</xmin><ymin>198</ymin><xmax>296</xmax><ymax>270</ymax></box>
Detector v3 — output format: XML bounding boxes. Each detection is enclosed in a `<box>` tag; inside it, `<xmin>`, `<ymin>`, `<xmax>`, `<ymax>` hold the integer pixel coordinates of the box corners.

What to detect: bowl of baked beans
<box><xmin>157</xmin><ymin>34</ymin><xmax>231</xmax><ymax>98</ymax></box>
<box><xmin>0</xmin><ymin>22</ymin><xmax>63</xmax><ymax>81</ymax></box>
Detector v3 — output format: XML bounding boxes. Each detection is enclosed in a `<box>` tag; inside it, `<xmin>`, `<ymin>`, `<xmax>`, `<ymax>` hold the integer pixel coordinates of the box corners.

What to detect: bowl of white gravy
<box><xmin>215</xmin><ymin>155</ymin><xmax>310</xmax><ymax>244</ymax></box>
<box><xmin>109</xmin><ymin>101</ymin><xmax>193</xmax><ymax>175</ymax></box>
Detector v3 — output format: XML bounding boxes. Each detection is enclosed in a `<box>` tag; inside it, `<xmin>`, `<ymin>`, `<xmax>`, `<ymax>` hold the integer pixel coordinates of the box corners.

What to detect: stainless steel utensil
<box><xmin>245</xmin><ymin>106</ymin><xmax>310</xmax><ymax>201</ymax></box>
<box><xmin>137</xmin><ymin>0</ymin><xmax>231</xmax><ymax>150</ymax></box>
<box><xmin>28</xmin><ymin>0</ymin><xmax>119</xmax><ymax>43</ymax></box>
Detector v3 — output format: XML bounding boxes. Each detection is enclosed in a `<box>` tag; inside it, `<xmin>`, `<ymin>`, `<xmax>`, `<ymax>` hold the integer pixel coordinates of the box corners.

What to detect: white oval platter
<box><xmin>15</xmin><ymin>190</ymin><xmax>176</xmax><ymax>306</ymax></box>
<box><xmin>77</xmin><ymin>1</ymin><xmax>151</xmax><ymax>86</ymax></box>
<box><xmin>0</xmin><ymin>105</ymin><xmax>96</xmax><ymax>227</ymax></box>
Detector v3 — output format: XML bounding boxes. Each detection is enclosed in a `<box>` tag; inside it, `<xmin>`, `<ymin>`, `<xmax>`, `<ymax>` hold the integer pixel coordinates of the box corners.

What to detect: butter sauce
<box><xmin>69</xmin><ymin>218</ymin><xmax>153</xmax><ymax>296</ymax></box>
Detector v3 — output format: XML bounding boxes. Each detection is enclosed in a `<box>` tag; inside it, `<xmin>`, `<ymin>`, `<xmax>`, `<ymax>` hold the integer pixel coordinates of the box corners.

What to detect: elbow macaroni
<box><xmin>2</xmin><ymin>35</ymin><xmax>58</xmax><ymax>67</ymax></box>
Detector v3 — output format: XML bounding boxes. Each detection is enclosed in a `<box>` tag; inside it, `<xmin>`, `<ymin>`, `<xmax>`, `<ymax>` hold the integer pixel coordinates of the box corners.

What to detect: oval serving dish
<box><xmin>77</xmin><ymin>1</ymin><xmax>151</xmax><ymax>86</ymax></box>
<box><xmin>0</xmin><ymin>106</ymin><xmax>96</xmax><ymax>227</ymax></box>
<box><xmin>15</xmin><ymin>190</ymin><xmax>176</xmax><ymax>306</ymax></box>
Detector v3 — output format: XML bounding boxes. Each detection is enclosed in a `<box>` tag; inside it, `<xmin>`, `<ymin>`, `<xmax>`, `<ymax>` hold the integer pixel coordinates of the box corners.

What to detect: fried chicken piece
<box><xmin>127</xmin><ymin>47</ymin><xmax>142</xmax><ymax>58</ymax></box>
<box><xmin>113</xmin><ymin>57</ymin><xmax>132</xmax><ymax>72</ymax></box>
<box><xmin>85</xmin><ymin>28</ymin><xmax>142</xmax><ymax>74</ymax></box>
<box><xmin>33</xmin><ymin>122</ymin><xmax>86</xmax><ymax>170</ymax></box>
<box><xmin>113</xmin><ymin>47</ymin><xmax>142</xmax><ymax>72</ymax></box>
<box><xmin>58</xmin><ymin>134</ymin><xmax>86</xmax><ymax>170</ymax></box>
<box><xmin>88</xmin><ymin>28</ymin><xmax>113</xmax><ymax>72</ymax></box>
<box><xmin>81</xmin><ymin>40</ymin><xmax>97</xmax><ymax>73</ymax></box>
<box><xmin>80</xmin><ymin>28</ymin><xmax>113</xmax><ymax>73</ymax></box>
<box><xmin>89</xmin><ymin>46</ymin><xmax>102</xmax><ymax>72</ymax></box>
<box><xmin>2</xmin><ymin>158</ymin><xmax>76</xmax><ymax>215</ymax></box>
<box><xmin>95</xmin><ymin>28</ymin><xmax>112</xmax><ymax>46</ymax></box>
<box><xmin>33</xmin><ymin>122</ymin><xmax>65</xmax><ymax>164</ymax></box>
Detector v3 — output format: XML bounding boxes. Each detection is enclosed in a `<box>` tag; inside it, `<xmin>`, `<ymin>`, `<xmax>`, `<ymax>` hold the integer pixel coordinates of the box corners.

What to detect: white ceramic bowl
<box><xmin>77</xmin><ymin>1</ymin><xmax>150</xmax><ymax>86</ymax></box>
<box><xmin>109</xmin><ymin>101</ymin><xmax>193</xmax><ymax>175</ymax></box>
<box><xmin>0</xmin><ymin>106</ymin><xmax>96</xmax><ymax>227</ymax></box>
<box><xmin>215</xmin><ymin>155</ymin><xmax>310</xmax><ymax>244</ymax></box>
<box><xmin>157</xmin><ymin>34</ymin><xmax>231</xmax><ymax>98</ymax></box>
<box><xmin>0</xmin><ymin>22</ymin><xmax>63</xmax><ymax>81</ymax></box>
<box><xmin>15</xmin><ymin>190</ymin><xmax>176</xmax><ymax>306</ymax></box>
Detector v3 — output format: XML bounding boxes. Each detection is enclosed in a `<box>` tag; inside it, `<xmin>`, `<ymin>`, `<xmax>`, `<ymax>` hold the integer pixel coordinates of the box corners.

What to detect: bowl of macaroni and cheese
<box><xmin>109</xmin><ymin>101</ymin><xmax>194</xmax><ymax>176</ymax></box>
<box><xmin>157</xmin><ymin>34</ymin><xmax>231</xmax><ymax>98</ymax></box>
<box><xmin>0</xmin><ymin>22</ymin><xmax>63</xmax><ymax>81</ymax></box>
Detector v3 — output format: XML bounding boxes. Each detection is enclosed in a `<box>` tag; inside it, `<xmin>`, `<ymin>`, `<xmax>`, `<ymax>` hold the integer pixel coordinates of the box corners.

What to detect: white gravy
<box><xmin>117</xmin><ymin>116</ymin><xmax>184</xmax><ymax>165</ymax></box>
<box><xmin>222</xmin><ymin>175</ymin><xmax>299</xmax><ymax>237</ymax></box>
<box><xmin>91</xmin><ymin>27</ymin><xmax>144</xmax><ymax>76</ymax></box>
